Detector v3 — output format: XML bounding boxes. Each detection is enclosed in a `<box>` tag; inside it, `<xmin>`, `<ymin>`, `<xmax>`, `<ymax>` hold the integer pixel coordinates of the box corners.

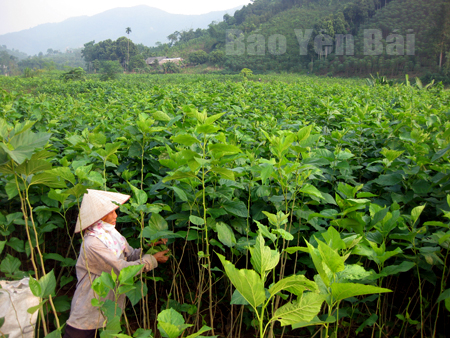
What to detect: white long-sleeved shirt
<box><xmin>66</xmin><ymin>236</ymin><xmax>157</xmax><ymax>330</ymax></box>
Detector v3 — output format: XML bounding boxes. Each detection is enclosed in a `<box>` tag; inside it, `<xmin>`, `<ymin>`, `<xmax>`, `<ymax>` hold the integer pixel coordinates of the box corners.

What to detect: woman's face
<box><xmin>101</xmin><ymin>210</ymin><xmax>118</xmax><ymax>225</ymax></box>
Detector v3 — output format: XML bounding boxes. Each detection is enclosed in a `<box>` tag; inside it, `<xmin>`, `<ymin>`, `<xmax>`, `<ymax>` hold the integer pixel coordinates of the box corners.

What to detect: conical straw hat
<box><xmin>75</xmin><ymin>189</ymin><xmax>130</xmax><ymax>233</ymax></box>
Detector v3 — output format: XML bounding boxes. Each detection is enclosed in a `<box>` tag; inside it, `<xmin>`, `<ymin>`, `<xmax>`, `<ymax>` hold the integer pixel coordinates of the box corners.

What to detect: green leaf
<box><xmin>149</xmin><ymin>213</ymin><xmax>168</xmax><ymax>232</ymax></box>
<box><xmin>49</xmin><ymin>167</ymin><xmax>76</xmax><ymax>185</ymax></box>
<box><xmin>172</xmin><ymin>134</ymin><xmax>199</xmax><ymax>146</ymax></box>
<box><xmin>189</xmin><ymin>215</ymin><xmax>205</xmax><ymax>226</ymax></box>
<box><xmin>322</xmin><ymin>226</ymin><xmax>346</xmax><ymax>251</ymax></box>
<box><xmin>331</xmin><ymin>283</ymin><xmax>391</xmax><ymax>302</ymax></box>
<box><xmin>171</xmin><ymin>186</ymin><xmax>188</xmax><ymax>202</ymax></box>
<box><xmin>44</xmin><ymin>329</ymin><xmax>61</xmax><ymax>338</ymax></box>
<box><xmin>269</xmin><ymin>274</ymin><xmax>318</xmax><ymax>297</ymax></box>
<box><xmin>126</xmin><ymin>280</ymin><xmax>148</xmax><ymax>306</ymax></box>
<box><xmin>104</xmin><ymin>142</ymin><xmax>122</xmax><ymax>159</ymax></box>
<box><xmin>43</xmin><ymin>253</ymin><xmax>65</xmax><ymax>262</ymax></box>
<box><xmin>60</xmin><ymin>275</ymin><xmax>73</xmax><ymax>288</ymax></box>
<box><xmin>52</xmin><ymin>295</ymin><xmax>71</xmax><ymax>312</ymax></box>
<box><xmin>249</xmin><ymin>233</ymin><xmax>280</xmax><ymax>276</ymax></box>
<box><xmin>337</xmin><ymin>264</ymin><xmax>372</xmax><ymax>282</ymax></box>
<box><xmin>87</xmin><ymin>171</ymin><xmax>105</xmax><ymax>187</ymax></box>
<box><xmin>305</xmin><ymin>241</ymin><xmax>330</xmax><ymax>287</ymax></box>
<box><xmin>163</xmin><ymin>171</ymin><xmax>198</xmax><ymax>183</ymax></box>
<box><xmin>273</xmin><ymin>293</ymin><xmax>325</xmax><ymax>326</ymax></box>
<box><xmin>217</xmin><ymin>253</ymin><xmax>266</xmax><ymax>308</ymax></box>
<box><xmin>118</xmin><ymin>284</ymin><xmax>135</xmax><ymax>295</ymax></box>
<box><xmin>157</xmin><ymin>308</ymin><xmax>192</xmax><ymax>338</ymax></box>
<box><xmin>66</xmin><ymin>184</ymin><xmax>88</xmax><ymax>198</ymax></box>
<box><xmin>15</xmin><ymin>159</ymin><xmax>52</xmax><ymax>176</ymax></box>
<box><xmin>153</xmin><ymin>111</ymin><xmax>171</xmax><ymax>122</ymax></box>
<box><xmin>299</xmin><ymin>184</ymin><xmax>325</xmax><ymax>200</ymax></box>
<box><xmin>216</xmin><ymin>222</ymin><xmax>236</xmax><ymax>248</ymax></box>
<box><xmin>29</xmin><ymin>276</ymin><xmax>42</xmax><ymax>297</ymax></box>
<box><xmin>317</xmin><ymin>240</ymin><xmax>345</xmax><ymax>274</ymax></box>
<box><xmin>431</xmin><ymin>143</ymin><xmax>450</xmax><ymax>162</ymax></box>
<box><xmin>105</xmin><ymin>314</ymin><xmax>122</xmax><ymax>331</ymax></box>
<box><xmin>119</xmin><ymin>264</ymin><xmax>144</xmax><ymax>285</ymax></box>
<box><xmin>209</xmin><ymin>144</ymin><xmax>241</xmax><ymax>156</ymax></box>
<box><xmin>230</xmin><ymin>289</ymin><xmax>250</xmax><ymax>305</ymax></box>
<box><xmin>205</xmin><ymin>112</ymin><xmax>225</xmax><ymax>125</ymax></box>
<box><xmin>437</xmin><ymin>288</ymin><xmax>450</xmax><ymax>303</ymax></box>
<box><xmin>0</xmin><ymin>241</ymin><xmax>5</xmax><ymax>254</ymax></box>
<box><xmin>7</xmin><ymin>131</ymin><xmax>51</xmax><ymax>164</ymax></box>
<box><xmin>185</xmin><ymin>325</ymin><xmax>212</xmax><ymax>338</ymax></box>
<box><xmin>297</xmin><ymin>125</ymin><xmax>313</xmax><ymax>142</ymax></box>
<box><xmin>92</xmin><ymin>277</ymin><xmax>109</xmax><ymax>298</ymax></box>
<box><xmin>0</xmin><ymin>254</ymin><xmax>21</xmax><ymax>275</ymax></box>
<box><xmin>211</xmin><ymin>167</ymin><xmax>235</xmax><ymax>180</ymax></box>
<box><xmin>272</xmin><ymin>228</ymin><xmax>294</xmax><ymax>240</ymax></box>
<box><xmin>254</xmin><ymin>221</ymin><xmax>277</xmax><ymax>242</ymax></box>
<box><xmin>196</xmin><ymin>124</ymin><xmax>220</xmax><ymax>134</ymax></box>
<box><xmin>75</xmin><ymin>164</ymin><xmax>93</xmax><ymax>180</ymax></box>
<box><xmin>371</xmin><ymin>208</ymin><xmax>389</xmax><ymax>227</ymax></box>
<box><xmin>284</xmin><ymin>246</ymin><xmax>309</xmax><ymax>254</ymax></box>
<box><xmin>370</xmin><ymin>261</ymin><xmax>415</xmax><ymax>279</ymax></box>
<box><xmin>356</xmin><ymin>314</ymin><xmax>378</xmax><ymax>334</ymax></box>
<box><xmin>30</xmin><ymin>172</ymin><xmax>66</xmax><ymax>188</ymax></box>
<box><xmin>260</xmin><ymin>165</ymin><xmax>273</xmax><ymax>184</ymax></box>
<box><xmin>222</xmin><ymin>200</ymin><xmax>248</xmax><ymax>218</ymax></box>
<box><xmin>6</xmin><ymin>237</ymin><xmax>24</xmax><ymax>253</ymax></box>
<box><xmin>48</xmin><ymin>189</ymin><xmax>70</xmax><ymax>204</ymax></box>
<box><xmin>129</xmin><ymin>183</ymin><xmax>148</xmax><ymax>205</ymax></box>
<box><xmin>100</xmin><ymin>271</ymin><xmax>115</xmax><ymax>291</ymax></box>
<box><xmin>380</xmin><ymin>148</ymin><xmax>404</xmax><ymax>162</ymax></box>
<box><xmin>27</xmin><ymin>300</ymin><xmax>48</xmax><ymax>314</ymax></box>
<box><xmin>374</xmin><ymin>173</ymin><xmax>402</xmax><ymax>186</ymax></box>
<box><xmin>39</xmin><ymin>270</ymin><xmax>57</xmax><ymax>297</ymax></box>
<box><xmin>5</xmin><ymin>181</ymin><xmax>19</xmax><ymax>200</ymax></box>
<box><xmin>411</xmin><ymin>204</ymin><xmax>426</xmax><ymax>225</ymax></box>
<box><xmin>291</xmin><ymin>315</ymin><xmax>336</xmax><ymax>329</ymax></box>
<box><xmin>133</xmin><ymin>328</ymin><xmax>153</xmax><ymax>338</ymax></box>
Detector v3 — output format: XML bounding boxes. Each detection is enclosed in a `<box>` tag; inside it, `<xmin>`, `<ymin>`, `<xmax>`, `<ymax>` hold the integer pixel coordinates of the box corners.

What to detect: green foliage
<box><xmin>0</xmin><ymin>73</ymin><xmax>450</xmax><ymax>338</ymax></box>
<box><xmin>187</xmin><ymin>50</ymin><xmax>208</xmax><ymax>65</ymax></box>
<box><xmin>60</xmin><ymin>67</ymin><xmax>86</xmax><ymax>82</ymax></box>
<box><xmin>99</xmin><ymin>60</ymin><xmax>123</xmax><ymax>81</ymax></box>
<box><xmin>240</xmin><ymin>68</ymin><xmax>253</xmax><ymax>78</ymax></box>
<box><xmin>162</xmin><ymin>62</ymin><xmax>181</xmax><ymax>74</ymax></box>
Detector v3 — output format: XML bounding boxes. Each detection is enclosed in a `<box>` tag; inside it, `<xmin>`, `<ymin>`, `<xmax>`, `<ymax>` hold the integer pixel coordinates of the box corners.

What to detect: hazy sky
<box><xmin>0</xmin><ymin>0</ymin><xmax>252</xmax><ymax>35</ymax></box>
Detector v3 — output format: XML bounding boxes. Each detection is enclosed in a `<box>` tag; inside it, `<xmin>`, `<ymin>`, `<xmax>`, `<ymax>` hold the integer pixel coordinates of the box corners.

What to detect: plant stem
<box><xmin>201</xmin><ymin>133</ymin><xmax>214</xmax><ymax>335</ymax></box>
<box><xmin>12</xmin><ymin>165</ymin><xmax>48</xmax><ymax>336</ymax></box>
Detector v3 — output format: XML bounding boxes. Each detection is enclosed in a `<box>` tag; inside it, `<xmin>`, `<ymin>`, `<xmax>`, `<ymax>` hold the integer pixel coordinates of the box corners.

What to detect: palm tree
<box><xmin>125</xmin><ymin>27</ymin><xmax>132</xmax><ymax>71</ymax></box>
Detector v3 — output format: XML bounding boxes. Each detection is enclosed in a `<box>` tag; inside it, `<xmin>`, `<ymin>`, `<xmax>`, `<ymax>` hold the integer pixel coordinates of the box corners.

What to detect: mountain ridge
<box><xmin>0</xmin><ymin>5</ymin><xmax>242</xmax><ymax>55</ymax></box>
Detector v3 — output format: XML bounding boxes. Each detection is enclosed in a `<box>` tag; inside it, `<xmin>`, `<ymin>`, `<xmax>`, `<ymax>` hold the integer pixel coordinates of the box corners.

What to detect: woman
<box><xmin>64</xmin><ymin>189</ymin><xmax>169</xmax><ymax>338</ymax></box>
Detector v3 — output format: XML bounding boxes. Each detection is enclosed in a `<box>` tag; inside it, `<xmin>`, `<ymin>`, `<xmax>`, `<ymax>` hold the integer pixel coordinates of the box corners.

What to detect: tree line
<box><xmin>161</xmin><ymin>0</ymin><xmax>450</xmax><ymax>80</ymax></box>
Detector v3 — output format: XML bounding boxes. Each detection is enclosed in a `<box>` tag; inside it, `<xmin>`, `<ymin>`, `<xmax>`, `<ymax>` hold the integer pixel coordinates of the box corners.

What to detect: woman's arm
<box><xmin>82</xmin><ymin>237</ymin><xmax>157</xmax><ymax>275</ymax></box>
<box><xmin>124</xmin><ymin>242</ymin><xmax>142</xmax><ymax>261</ymax></box>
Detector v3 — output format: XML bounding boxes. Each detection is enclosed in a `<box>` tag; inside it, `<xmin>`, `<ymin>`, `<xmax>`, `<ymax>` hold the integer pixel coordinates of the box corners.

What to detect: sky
<box><xmin>0</xmin><ymin>0</ymin><xmax>252</xmax><ymax>36</ymax></box>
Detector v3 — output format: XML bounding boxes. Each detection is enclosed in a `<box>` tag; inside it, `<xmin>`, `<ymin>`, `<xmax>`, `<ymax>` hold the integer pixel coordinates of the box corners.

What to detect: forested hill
<box><xmin>166</xmin><ymin>0</ymin><xmax>450</xmax><ymax>78</ymax></box>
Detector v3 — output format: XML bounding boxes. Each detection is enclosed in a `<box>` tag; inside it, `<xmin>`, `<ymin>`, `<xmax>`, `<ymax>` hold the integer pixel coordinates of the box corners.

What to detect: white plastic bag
<box><xmin>0</xmin><ymin>278</ymin><xmax>40</xmax><ymax>338</ymax></box>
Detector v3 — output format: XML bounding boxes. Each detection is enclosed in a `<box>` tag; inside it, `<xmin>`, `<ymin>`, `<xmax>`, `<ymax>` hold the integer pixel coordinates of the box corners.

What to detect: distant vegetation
<box><xmin>1</xmin><ymin>0</ymin><xmax>449</xmax><ymax>81</ymax></box>
<box><xmin>158</xmin><ymin>0</ymin><xmax>450</xmax><ymax>81</ymax></box>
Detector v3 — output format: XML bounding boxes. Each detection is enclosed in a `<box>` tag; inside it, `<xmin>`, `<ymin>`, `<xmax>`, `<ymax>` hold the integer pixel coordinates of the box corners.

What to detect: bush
<box><xmin>188</xmin><ymin>50</ymin><xmax>208</xmax><ymax>65</ymax></box>
<box><xmin>60</xmin><ymin>67</ymin><xmax>86</xmax><ymax>82</ymax></box>
<box><xmin>99</xmin><ymin>61</ymin><xmax>123</xmax><ymax>81</ymax></box>
<box><xmin>162</xmin><ymin>61</ymin><xmax>181</xmax><ymax>74</ymax></box>
<box><xmin>208</xmin><ymin>50</ymin><xmax>225</xmax><ymax>65</ymax></box>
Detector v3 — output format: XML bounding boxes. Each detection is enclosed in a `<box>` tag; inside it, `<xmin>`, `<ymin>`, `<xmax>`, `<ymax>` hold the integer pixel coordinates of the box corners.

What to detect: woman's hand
<box><xmin>147</xmin><ymin>238</ymin><xmax>168</xmax><ymax>247</ymax></box>
<box><xmin>153</xmin><ymin>250</ymin><xmax>170</xmax><ymax>263</ymax></box>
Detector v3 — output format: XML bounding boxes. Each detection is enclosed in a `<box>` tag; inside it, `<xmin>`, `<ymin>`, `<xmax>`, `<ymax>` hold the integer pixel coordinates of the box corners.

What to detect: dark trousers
<box><xmin>63</xmin><ymin>324</ymin><xmax>97</xmax><ymax>338</ymax></box>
